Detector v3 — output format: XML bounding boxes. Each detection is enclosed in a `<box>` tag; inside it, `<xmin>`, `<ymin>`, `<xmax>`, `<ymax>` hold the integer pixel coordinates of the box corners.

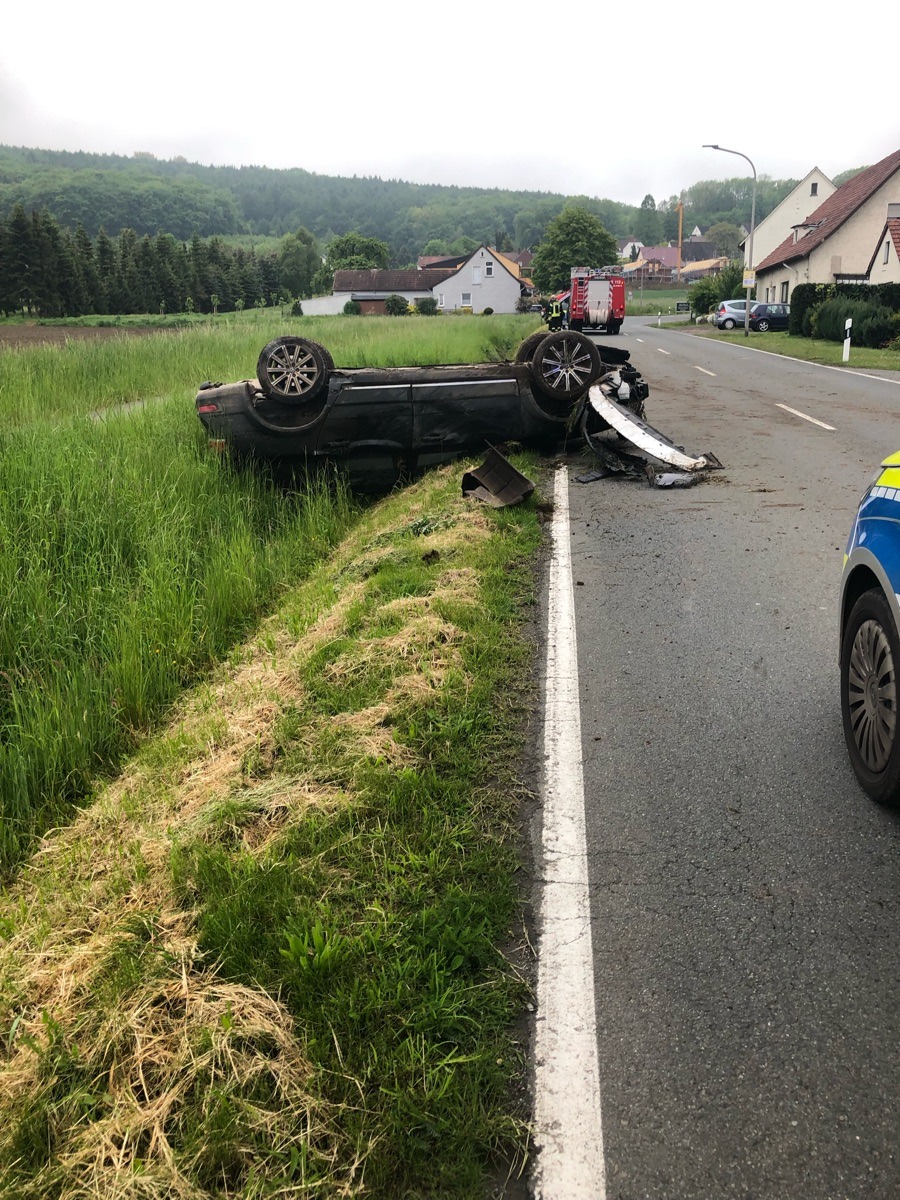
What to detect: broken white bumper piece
<box><xmin>587</xmin><ymin>383</ymin><xmax>712</xmax><ymax>472</ymax></box>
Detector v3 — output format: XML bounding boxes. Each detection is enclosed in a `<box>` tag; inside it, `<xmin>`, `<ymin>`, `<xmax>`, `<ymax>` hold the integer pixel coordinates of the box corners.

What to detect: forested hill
<box><xmin>0</xmin><ymin>143</ymin><xmax>811</xmax><ymax>264</ymax></box>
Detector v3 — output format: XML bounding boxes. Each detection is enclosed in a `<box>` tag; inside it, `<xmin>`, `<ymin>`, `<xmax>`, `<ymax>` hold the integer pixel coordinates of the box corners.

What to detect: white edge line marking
<box><xmin>656</xmin><ymin>347</ymin><xmax>670</xmax><ymax>355</ymax></box>
<box><xmin>775</xmin><ymin>402</ymin><xmax>836</xmax><ymax>430</ymax></box>
<box><xmin>700</xmin><ymin>335</ymin><xmax>900</xmax><ymax>386</ymax></box>
<box><xmin>533</xmin><ymin>467</ymin><xmax>606</xmax><ymax>1200</ymax></box>
<box><xmin>694</xmin><ymin>366</ymin><xmax>716</xmax><ymax>377</ymax></box>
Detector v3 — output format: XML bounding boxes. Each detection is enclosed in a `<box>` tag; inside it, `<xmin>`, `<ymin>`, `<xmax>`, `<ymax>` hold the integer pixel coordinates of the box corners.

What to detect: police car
<box><xmin>840</xmin><ymin>451</ymin><xmax>900</xmax><ymax>804</ymax></box>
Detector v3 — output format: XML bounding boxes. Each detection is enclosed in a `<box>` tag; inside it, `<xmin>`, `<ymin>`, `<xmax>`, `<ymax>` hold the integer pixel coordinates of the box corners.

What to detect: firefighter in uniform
<box><xmin>548</xmin><ymin>300</ymin><xmax>563</xmax><ymax>332</ymax></box>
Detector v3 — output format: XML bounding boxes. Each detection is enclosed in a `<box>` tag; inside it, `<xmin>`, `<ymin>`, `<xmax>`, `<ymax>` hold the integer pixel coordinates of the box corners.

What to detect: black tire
<box><xmin>256</xmin><ymin>336</ymin><xmax>331</xmax><ymax>403</ymax></box>
<box><xmin>607</xmin><ymin>320</ymin><xmax>620</xmax><ymax>335</ymax></box>
<box><xmin>515</xmin><ymin>331</ymin><xmax>550</xmax><ymax>363</ymax></box>
<box><xmin>756</xmin><ymin>319</ymin><xmax>770</xmax><ymax>332</ymax></box>
<box><xmin>530</xmin><ymin>331</ymin><xmax>602</xmax><ymax>401</ymax></box>
<box><xmin>841</xmin><ymin>588</ymin><xmax>900</xmax><ymax>806</ymax></box>
<box><xmin>722</xmin><ymin>318</ymin><xmax>736</xmax><ymax>330</ymax></box>
<box><xmin>569</xmin><ymin>317</ymin><xmax>583</xmax><ymax>332</ymax></box>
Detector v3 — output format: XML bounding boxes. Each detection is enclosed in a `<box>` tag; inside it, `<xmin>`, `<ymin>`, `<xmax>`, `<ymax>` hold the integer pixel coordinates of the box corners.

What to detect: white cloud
<box><xmin>1</xmin><ymin>1</ymin><xmax>896</xmax><ymax>204</ymax></box>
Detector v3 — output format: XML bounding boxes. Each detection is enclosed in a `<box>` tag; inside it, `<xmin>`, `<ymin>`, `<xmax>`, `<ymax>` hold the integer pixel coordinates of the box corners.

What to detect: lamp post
<box><xmin>703</xmin><ymin>144</ymin><xmax>757</xmax><ymax>337</ymax></box>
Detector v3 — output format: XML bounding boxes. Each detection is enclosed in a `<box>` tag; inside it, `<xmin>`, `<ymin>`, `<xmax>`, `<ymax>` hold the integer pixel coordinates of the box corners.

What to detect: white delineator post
<box><xmin>843</xmin><ymin>317</ymin><xmax>853</xmax><ymax>363</ymax></box>
<box><xmin>532</xmin><ymin>467</ymin><xmax>606</xmax><ymax>1199</ymax></box>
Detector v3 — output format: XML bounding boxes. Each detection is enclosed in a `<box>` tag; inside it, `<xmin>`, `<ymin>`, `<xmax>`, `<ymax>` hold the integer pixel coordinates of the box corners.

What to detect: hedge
<box><xmin>789</xmin><ymin>281</ymin><xmax>900</xmax><ymax>336</ymax></box>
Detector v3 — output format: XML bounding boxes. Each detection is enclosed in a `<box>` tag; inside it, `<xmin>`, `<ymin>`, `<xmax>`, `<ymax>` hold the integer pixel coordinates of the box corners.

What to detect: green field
<box><xmin>0</xmin><ymin>314</ymin><xmax>542</xmax><ymax>1196</ymax></box>
<box><xmin>0</xmin><ymin>315</ymin><xmax>540</xmax><ymax>868</ymax></box>
<box><xmin>625</xmin><ymin>288</ymin><xmax>690</xmax><ymax>316</ymax></box>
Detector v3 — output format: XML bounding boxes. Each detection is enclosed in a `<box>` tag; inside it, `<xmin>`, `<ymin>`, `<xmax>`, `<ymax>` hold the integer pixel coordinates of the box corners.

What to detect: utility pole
<box><xmin>676</xmin><ymin>197</ymin><xmax>684</xmax><ymax>284</ymax></box>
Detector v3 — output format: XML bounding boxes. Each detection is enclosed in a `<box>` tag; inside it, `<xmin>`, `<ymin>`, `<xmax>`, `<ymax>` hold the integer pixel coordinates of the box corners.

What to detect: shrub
<box><xmin>415</xmin><ymin>297</ymin><xmax>439</xmax><ymax>316</ymax></box>
<box><xmin>291</xmin><ymin>299</ymin><xmax>304</xmax><ymax>316</ymax></box>
<box><xmin>384</xmin><ymin>294</ymin><xmax>409</xmax><ymax>316</ymax></box>
<box><xmin>687</xmin><ymin>276</ymin><xmax>719</xmax><ymax>315</ymax></box>
<box><xmin>342</xmin><ymin>300</ymin><xmax>361</xmax><ymax>316</ymax></box>
<box><xmin>482</xmin><ymin>307</ymin><xmax>494</xmax><ymax>316</ymax></box>
<box><xmin>812</xmin><ymin>297</ymin><xmax>895</xmax><ymax>347</ymax></box>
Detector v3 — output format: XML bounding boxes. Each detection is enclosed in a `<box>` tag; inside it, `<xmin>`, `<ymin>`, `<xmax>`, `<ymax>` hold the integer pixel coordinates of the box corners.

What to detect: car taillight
<box><xmin>197</xmin><ymin>403</ymin><xmax>221</xmax><ymax>414</ymax></box>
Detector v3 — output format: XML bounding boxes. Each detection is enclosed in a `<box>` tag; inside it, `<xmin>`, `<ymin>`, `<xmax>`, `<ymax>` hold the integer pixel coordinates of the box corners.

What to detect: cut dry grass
<box><xmin>0</xmin><ymin>458</ymin><xmax>543</xmax><ymax>1197</ymax></box>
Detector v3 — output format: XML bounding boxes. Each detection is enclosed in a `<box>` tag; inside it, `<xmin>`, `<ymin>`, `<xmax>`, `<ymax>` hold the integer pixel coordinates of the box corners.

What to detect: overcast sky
<box><xmin>1</xmin><ymin>1</ymin><xmax>896</xmax><ymax>206</ymax></box>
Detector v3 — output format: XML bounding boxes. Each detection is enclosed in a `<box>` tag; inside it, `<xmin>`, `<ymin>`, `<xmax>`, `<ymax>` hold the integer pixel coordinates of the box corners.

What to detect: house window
<box><xmin>884</xmin><ymin>241</ymin><xmax>891</xmax><ymax>265</ymax></box>
<box><xmin>461</xmin><ymin>292</ymin><xmax>472</xmax><ymax>306</ymax></box>
<box><xmin>438</xmin><ymin>294</ymin><xmax>445</xmax><ymax>307</ymax></box>
<box><xmin>811</xmin><ymin>182</ymin><xmax>818</xmax><ymax>197</ymax></box>
<box><xmin>485</xmin><ymin>261</ymin><xmax>494</xmax><ymax>277</ymax></box>
<box><xmin>780</xmin><ymin>281</ymin><xmax>789</xmax><ymax>303</ymax></box>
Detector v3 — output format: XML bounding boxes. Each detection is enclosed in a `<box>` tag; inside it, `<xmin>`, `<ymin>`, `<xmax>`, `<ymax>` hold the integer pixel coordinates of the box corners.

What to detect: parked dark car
<box><xmin>195</xmin><ymin>331</ymin><xmax>650</xmax><ymax>491</ymax></box>
<box><xmin>749</xmin><ymin>302</ymin><xmax>790</xmax><ymax>332</ymax></box>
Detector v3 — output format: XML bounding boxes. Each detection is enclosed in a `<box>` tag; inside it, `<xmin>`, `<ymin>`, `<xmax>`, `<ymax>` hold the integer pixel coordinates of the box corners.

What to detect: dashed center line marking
<box><xmin>694</xmin><ymin>366</ymin><xmax>716</xmax><ymax>377</ymax></box>
<box><xmin>635</xmin><ymin>337</ymin><xmax>644</xmax><ymax>343</ymax></box>
<box><xmin>775</xmin><ymin>403</ymin><xmax>836</xmax><ymax>430</ymax></box>
<box><xmin>656</xmin><ymin>348</ymin><xmax>670</xmax><ymax>355</ymax></box>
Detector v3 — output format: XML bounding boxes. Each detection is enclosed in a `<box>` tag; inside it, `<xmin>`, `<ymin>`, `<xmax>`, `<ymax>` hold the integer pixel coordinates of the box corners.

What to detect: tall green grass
<box><xmin>0</xmin><ymin>315</ymin><xmax>539</xmax><ymax>426</ymax></box>
<box><xmin>0</xmin><ymin>400</ymin><xmax>354</xmax><ymax>872</ymax></box>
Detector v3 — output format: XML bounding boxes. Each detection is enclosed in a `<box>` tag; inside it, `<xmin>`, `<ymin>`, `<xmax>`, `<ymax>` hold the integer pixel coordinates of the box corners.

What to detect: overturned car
<box><xmin>195</xmin><ymin>330</ymin><xmax>650</xmax><ymax>490</ymax></box>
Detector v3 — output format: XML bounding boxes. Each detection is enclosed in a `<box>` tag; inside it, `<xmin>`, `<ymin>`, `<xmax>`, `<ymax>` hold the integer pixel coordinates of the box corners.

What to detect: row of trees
<box><xmin>0</xmin><ymin>203</ymin><xmax>406</xmax><ymax>318</ymax></box>
<box><xmin>0</xmin><ymin>205</ymin><xmax>286</xmax><ymax>317</ymax></box>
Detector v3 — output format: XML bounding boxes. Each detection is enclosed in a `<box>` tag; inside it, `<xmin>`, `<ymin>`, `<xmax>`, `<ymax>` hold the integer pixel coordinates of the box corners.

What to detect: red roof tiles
<box><xmin>755</xmin><ymin>148</ymin><xmax>900</xmax><ymax>273</ymax></box>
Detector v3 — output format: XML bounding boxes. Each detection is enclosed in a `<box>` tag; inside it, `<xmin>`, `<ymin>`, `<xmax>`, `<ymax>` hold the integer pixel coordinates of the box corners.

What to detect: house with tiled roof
<box><xmin>755</xmin><ymin>148</ymin><xmax>900</xmax><ymax>303</ymax></box>
<box><xmin>743</xmin><ymin>168</ymin><xmax>835</xmax><ymax>272</ymax></box>
<box><xmin>332</xmin><ymin>247</ymin><xmax>531</xmax><ymax>314</ymax></box>
<box><xmin>332</xmin><ymin>268</ymin><xmax>456</xmax><ymax>314</ymax></box>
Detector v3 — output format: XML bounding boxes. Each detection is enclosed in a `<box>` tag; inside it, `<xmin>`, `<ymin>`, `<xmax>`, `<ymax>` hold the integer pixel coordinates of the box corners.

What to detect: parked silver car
<box><xmin>714</xmin><ymin>299</ymin><xmax>752</xmax><ymax>329</ymax></box>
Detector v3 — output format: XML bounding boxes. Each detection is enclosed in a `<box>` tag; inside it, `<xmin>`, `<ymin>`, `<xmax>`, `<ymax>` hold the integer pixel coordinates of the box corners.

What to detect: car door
<box><xmin>411</xmin><ymin>375</ymin><xmax>523</xmax><ymax>472</ymax></box>
<box><xmin>317</xmin><ymin>379</ymin><xmax>412</xmax><ymax>491</ymax></box>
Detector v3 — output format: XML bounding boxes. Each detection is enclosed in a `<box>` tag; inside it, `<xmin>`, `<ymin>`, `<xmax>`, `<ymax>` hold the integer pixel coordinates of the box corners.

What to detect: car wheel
<box><xmin>515</xmin><ymin>332</ymin><xmax>550</xmax><ymax>363</ymax></box>
<box><xmin>608</xmin><ymin>321</ymin><xmax>620</xmax><ymax>335</ymax></box>
<box><xmin>841</xmin><ymin>588</ymin><xmax>900</xmax><ymax>805</ymax></box>
<box><xmin>756</xmin><ymin>319</ymin><xmax>770</xmax><ymax>332</ymax></box>
<box><xmin>530</xmin><ymin>331</ymin><xmax>601</xmax><ymax>401</ymax></box>
<box><xmin>256</xmin><ymin>336</ymin><xmax>332</xmax><ymax>403</ymax></box>
<box><xmin>722</xmin><ymin>318</ymin><xmax>736</xmax><ymax>330</ymax></box>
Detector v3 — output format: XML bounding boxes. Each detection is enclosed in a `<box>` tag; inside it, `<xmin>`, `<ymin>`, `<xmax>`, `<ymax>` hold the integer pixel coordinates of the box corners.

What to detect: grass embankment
<box><xmin>670</xmin><ymin>322</ymin><xmax>900</xmax><ymax>371</ymax></box>
<box><xmin>0</xmin><ymin>462</ymin><xmax>541</xmax><ymax>1196</ymax></box>
<box><xmin>0</xmin><ymin>317</ymin><xmax>537</xmax><ymax>872</ymax></box>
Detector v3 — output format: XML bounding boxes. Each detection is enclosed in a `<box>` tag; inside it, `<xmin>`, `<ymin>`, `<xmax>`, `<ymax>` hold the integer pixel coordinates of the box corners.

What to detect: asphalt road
<box><xmin>560</xmin><ymin>318</ymin><xmax>900</xmax><ymax>1199</ymax></box>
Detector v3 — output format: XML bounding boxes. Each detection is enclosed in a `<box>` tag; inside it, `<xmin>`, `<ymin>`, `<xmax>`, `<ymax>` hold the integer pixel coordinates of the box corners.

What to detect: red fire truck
<box><xmin>567</xmin><ymin>267</ymin><xmax>626</xmax><ymax>335</ymax></box>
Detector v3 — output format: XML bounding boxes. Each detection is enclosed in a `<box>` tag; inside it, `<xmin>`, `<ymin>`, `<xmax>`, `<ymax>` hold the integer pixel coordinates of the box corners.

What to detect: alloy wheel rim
<box><xmin>848</xmin><ymin>618</ymin><xmax>897</xmax><ymax>772</ymax></box>
<box><xmin>265</xmin><ymin>344</ymin><xmax>319</xmax><ymax>397</ymax></box>
<box><xmin>540</xmin><ymin>338</ymin><xmax>594</xmax><ymax>392</ymax></box>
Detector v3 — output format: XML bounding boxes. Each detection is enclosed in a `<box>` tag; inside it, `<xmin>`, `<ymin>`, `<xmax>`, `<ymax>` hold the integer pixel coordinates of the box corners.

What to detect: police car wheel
<box><xmin>256</xmin><ymin>336</ymin><xmax>333</xmax><ymax>403</ymax></box>
<box><xmin>841</xmin><ymin>588</ymin><xmax>900</xmax><ymax>806</ymax></box>
<box><xmin>530</xmin><ymin>331</ymin><xmax>602</xmax><ymax>401</ymax></box>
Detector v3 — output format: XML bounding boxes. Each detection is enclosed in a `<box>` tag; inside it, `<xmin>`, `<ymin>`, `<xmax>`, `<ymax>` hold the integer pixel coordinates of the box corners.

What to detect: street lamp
<box><xmin>703</xmin><ymin>144</ymin><xmax>757</xmax><ymax>337</ymax></box>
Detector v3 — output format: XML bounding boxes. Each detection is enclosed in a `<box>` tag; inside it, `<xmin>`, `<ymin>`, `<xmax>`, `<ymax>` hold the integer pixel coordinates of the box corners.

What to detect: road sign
<box><xmin>742</xmin><ymin>269</ymin><xmax>756</xmax><ymax>289</ymax></box>
<box><xmin>676</xmin><ymin>302</ymin><xmax>690</xmax><ymax>313</ymax></box>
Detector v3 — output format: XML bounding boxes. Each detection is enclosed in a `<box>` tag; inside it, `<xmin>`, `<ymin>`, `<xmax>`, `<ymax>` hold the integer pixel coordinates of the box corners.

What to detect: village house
<box><xmin>744</xmin><ymin>168</ymin><xmax>835</xmax><ymax>271</ymax></box>
<box><xmin>332</xmin><ymin>246</ymin><xmax>531</xmax><ymax>314</ymax></box>
<box><xmin>755</xmin><ymin>149</ymin><xmax>900</xmax><ymax>302</ymax></box>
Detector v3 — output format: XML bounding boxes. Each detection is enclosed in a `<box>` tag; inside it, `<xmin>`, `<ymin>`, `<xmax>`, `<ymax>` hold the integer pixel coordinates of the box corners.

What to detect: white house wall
<box><xmin>435</xmin><ymin>247</ymin><xmax>522</xmax><ymax>313</ymax></box>
<box><xmin>757</xmin><ymin>172</ymin><xmax>900</xmax><ymax>300</ymax></box>
<box><xmin>868</xmin><ymin>233</ymin><xmax>900</xmax><ymax>284</ymax></box>
<box><xmin>746</xmin><ymin>169</ymin><xmax>835</xmax><ymax>269</ymax></box>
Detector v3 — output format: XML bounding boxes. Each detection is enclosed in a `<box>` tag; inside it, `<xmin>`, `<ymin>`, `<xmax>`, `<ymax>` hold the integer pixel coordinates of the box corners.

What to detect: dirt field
<box><xmin>0</xmin><ymin>324</ymin><xmax>163</xmax><ymax>349</ymax></box>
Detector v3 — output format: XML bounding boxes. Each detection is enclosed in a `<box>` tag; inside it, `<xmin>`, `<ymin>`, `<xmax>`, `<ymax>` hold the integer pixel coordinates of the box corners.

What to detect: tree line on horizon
<box><xmin>0</xmin><ymin>143</ymin><xmax>850</xmax><ymax>266</ymax></box>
